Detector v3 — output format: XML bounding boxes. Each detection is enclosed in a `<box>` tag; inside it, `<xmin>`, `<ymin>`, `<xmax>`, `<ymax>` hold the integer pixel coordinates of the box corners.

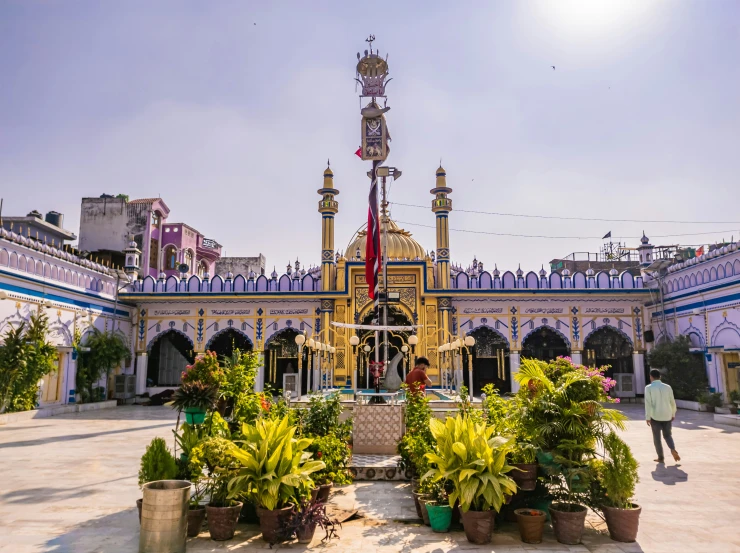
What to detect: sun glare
<box><xmin>534</xmin><ymin>0</ymin><xmax>656</xmax><ymax>36</ymax></box>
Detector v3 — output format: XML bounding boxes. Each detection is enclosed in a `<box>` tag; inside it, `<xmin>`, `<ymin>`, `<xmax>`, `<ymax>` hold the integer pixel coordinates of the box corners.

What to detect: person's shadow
<box><xmin>651</xmin><ymin>463</ymin><xmax>688</xmax><ymax>485</ymax></box>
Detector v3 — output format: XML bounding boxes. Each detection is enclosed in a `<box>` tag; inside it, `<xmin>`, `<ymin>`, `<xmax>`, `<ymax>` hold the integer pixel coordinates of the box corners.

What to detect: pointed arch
<box><xmin>521</xmin><ymin>324</ymin><xmax>572</xmax><ymax>348</ymax></box>
<box><xmin>582</xmin><ymin>323</ymin><xmax>633</xmax><ymax>349</ymax></box>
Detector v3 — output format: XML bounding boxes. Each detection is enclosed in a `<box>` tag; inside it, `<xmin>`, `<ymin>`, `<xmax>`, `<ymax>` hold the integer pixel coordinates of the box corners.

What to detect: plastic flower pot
<box><xmin>603</xmin><ymin>504</ymin><xmax>641</xmax><ymax>543</ymax></box>
<box><xmin>460</xmin><ymin>508</ymin><xmax>495</xmax><ymax>545</ymax></box>
<box><xmin>183</xmin><ymin>407</ymin><xmax>206</xmax><ymax>425</ymax></box>
<box><xmin>514</xmin><ymin>508</ymin><xmax>546</xmax><ymax>544</ymax></box>
<box><xmin>549</xmin><ymin>503</ymin><xmax>587</xmax><ymax>545</ymax></box>
<box><xmin>426</xmin><ymin>502</ymin><xmax>452</xmax><ymax>532</ymax></box>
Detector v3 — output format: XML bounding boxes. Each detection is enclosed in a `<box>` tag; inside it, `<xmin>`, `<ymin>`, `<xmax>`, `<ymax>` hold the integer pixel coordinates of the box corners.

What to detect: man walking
<box><xmin>405</xmin><ymin>357</ymin><xmax>433</xmax><ymax>394</ymax></box>
<box><xmin>645</xmin><ymin>369</ymin><xmax>681</xmax><ymax>463</ymax></box>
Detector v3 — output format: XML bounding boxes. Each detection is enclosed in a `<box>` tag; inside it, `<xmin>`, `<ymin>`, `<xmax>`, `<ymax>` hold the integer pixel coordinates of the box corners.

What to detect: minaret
<box><xmin>318</xmin><ymin>162</ymin><xmax>339</xmax><ymax>291</ymax></box>
<box><xmin>431</xmin><ymin>164</ymin><xmax>452</xmax><ymax>289</ymax></box>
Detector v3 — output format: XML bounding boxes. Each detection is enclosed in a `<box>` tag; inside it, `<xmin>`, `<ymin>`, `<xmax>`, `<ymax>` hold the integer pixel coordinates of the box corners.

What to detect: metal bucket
<box><xmin>139</xmin><ymin>480</ymin><xmax>191</xmax><ymax>553</ymax></box>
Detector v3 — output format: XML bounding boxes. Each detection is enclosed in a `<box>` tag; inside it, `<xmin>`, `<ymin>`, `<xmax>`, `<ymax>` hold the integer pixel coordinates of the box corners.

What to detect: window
<box><xmin>197</xmin><ymin>260</ymin><xmax>208</xmax><ymax>277</ymax></box>
<box><xmin>184</xmin><ymin>250</ymin><xmax>194</xmax><ymax>272</ymax></box>
<box><xmin>152</xmin><ymin>212</ymin><xmax>161</xmax><ymax>227</ymax></box>
<box><xmin>164</xmin><ymin>246</ymin><xmax>178</xmax><ymax>270</ymax></box>
<box><xmin>149</xmin><ymin>238</ymin><xmax>159</xmax><ymax>269</ymax></box>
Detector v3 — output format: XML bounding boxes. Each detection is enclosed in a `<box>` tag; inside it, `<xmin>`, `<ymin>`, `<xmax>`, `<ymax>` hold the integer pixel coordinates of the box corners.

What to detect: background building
<box><xmin>2</xmin><ymin>210</ymin><xmax>76</xmax><ymax>246</ymax></box>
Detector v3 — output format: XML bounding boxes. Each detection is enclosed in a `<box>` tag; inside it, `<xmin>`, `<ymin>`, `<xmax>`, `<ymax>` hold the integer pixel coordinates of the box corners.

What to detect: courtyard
<box><xmin>0</xmin><ymin>404</ymin><xmax>737</xmax><ymax>553</ymax></box>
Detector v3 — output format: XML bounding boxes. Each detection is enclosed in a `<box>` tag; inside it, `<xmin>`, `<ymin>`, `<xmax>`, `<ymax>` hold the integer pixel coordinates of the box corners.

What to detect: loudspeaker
<box><xmin>644</xmin><ymin>330</ymin><xmax>655</xmax><ymax>343</ymax></box>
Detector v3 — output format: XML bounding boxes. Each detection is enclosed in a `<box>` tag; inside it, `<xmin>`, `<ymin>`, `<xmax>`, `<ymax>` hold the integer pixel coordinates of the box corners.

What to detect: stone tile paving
<box><xmin>0</xmin><ymin>404</ymin><xmax>739</xmax><ymax>552</ymax></box>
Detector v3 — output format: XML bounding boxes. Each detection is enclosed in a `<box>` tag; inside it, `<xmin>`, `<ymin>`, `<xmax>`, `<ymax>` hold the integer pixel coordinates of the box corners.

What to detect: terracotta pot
<box><xmin>514</xmin><ymin>508</ymin><xmax>546</xmax><ymax>544</ymax></box>
<box><xmin>310</xmin><ymin>487</ymin><xmax>319</xmax><ymax>503</ymax></box>
<box><xmin>603</xmin><ymin>504</ymin><xmax>641</xmax><ymax>543</ymax></box>
<box><xmin>511</xmin><ymin>463</ymin><xmax>538</xmax><ymax>491</ymax></box>
<box><xmin>549</xmin><ymin>503</ymin><xmax>587</xmax><ymax>545</ymax></box>
<box><xmin>412</xmin><ymin>492</ymin><xmax>426</xmax><ymax>519</ymax></box>
<box><xmin>316</xmin><ymin>483</ymin><xmax>333</xmax><ymax>503</ymax></box>
<box><xmin>460</xmin><ymin>508</ymin><xmax>495</xmax><ymax>545</ymax></box>
<box><xmin>136</xmin><ymin>498</ymin><xmax>143</xmax><ymax>523</ymax></box>
<box><xmin>256</xmin><ymin>504</ymin><xmax>294</xmax><ymax>543</ymax></box>
<box><xmin>206</xmin><ymin>502</ymin><xmax>242</xmax><ymax>541</ymax></box>
<box><xmin>419</xmin><ymin>498</ymin><xmax>431</xmax><ymax>526</ymax></box>
<box><xmin>187</xmin><ymin>506</ymin><xmax>206</xmax><ymax>538</ymax></box>
<box><xmin>297</xmin><ymin>522</ymin><xmax>317</xmax><ymax>544</ymax></box>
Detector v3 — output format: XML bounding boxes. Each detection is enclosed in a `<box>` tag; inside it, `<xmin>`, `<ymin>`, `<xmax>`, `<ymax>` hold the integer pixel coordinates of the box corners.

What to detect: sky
<box><xmin>1</xmin><ymin>0</ymin><xmax>739</xmax><ymax>274</ymax></box>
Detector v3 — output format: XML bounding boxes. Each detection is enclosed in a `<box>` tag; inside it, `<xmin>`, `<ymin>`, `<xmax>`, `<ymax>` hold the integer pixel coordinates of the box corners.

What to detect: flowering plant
<box><xmin>181</xmin><ymin>350</ymin><xmax>224</xmax><ymax>388</ymax></box>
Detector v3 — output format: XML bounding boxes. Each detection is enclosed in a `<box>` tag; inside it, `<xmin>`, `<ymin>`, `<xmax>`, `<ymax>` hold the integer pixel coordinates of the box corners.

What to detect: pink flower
<box><xmin>614</xmin><ymin>398</ymin><xmax>621</xmax><ymax>403</ymax></box>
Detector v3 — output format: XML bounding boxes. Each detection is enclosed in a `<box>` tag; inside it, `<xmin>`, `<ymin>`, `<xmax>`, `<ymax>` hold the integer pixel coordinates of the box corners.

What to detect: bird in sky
<box><xmin>551</xmin><ymin>66</ymin><xmax>556</xmax><ymax>70</ymax></box>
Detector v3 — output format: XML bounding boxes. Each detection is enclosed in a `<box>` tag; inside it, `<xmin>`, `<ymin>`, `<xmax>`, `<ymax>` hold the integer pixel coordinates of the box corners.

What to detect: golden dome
<box><xmin>347</xmin><ymin>216</ymin><xmax>427</xmax><ymax>261</ymax></box>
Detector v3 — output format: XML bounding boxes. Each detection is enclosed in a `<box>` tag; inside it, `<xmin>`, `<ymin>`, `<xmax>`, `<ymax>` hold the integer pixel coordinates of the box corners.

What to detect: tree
<box><xmin>7</xmin><ymin>311</ymin><xmax>58</xmax><ymax>412</ymax></box>
<box><xmin>0</xmin><ymin>323</ymin><xmax>28</xmax><ymax>413</ymax></box>
<box><xmin>77</xmin><ymin>329</ymin><xmax>131</xmax><ymax>402</ymax></box>
<box><xmin>646</xmin><ymin>336</ymin><xmax>708</xmax><ymax>400</ymax></box>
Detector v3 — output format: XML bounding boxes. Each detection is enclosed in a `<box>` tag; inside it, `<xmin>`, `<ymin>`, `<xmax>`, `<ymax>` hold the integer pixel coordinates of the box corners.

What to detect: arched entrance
<box><xmin>207</xmin><ymin>328</ymin><xmax>253</xmax><ymax>360</ymax></box>
<box><xmin>584</xmin><ymin>327</ymin><xmax>633</xmax><ymax>379</ymax></box>
<box><xmin>147</xmin><ymin>330</ymin><xmax>195</xmax><ymax>387</ymax></box>
<box><xmin>464</xmin><ymin>326</ymin><xmax>510</xmax><ymax>395</ymax></box>
<box><xmin>264</xmin><ymin>328</ymin><xmax>302</xmax><ymax>393</ymax></box>
<box><xmin>522</xmin><ymin>326</ymin><xmax>570</xmax><ymax>362</ymax></box>
<box><xmin>357</xmin><ymin>307</ymin><xmax>413</xmax><ymax>390</ymax></box>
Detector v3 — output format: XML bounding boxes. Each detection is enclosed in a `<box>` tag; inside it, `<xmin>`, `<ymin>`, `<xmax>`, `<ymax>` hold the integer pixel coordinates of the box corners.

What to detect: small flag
<box><xmin>602</xmin><ymin>231</ymin><xmax>612</xmax><ymax>239</ymax></box>
<box><xmin>696</xmin><ymin>246</ymin><xmax>704</xmax><ymax>257</ymax></box>
<box><xmin>354</xmin><ymin>147</ymin><xmax>362</xmax><ymax>159</ymax></box>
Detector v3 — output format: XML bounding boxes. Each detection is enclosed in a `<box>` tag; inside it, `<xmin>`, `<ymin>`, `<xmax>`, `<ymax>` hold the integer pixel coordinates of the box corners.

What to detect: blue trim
<box><xmin>0</xmin><ymin>279</ymin><xmax>131</xmax><ymax>317</ymax></box>
<box><xmin>646</xmin><ymin>277</ymin><xmax>740</xmax><ymax>306</ymax></box>
<box><xmin>651</xmin><ymin>291</ymin><xmax>740</xmax><ymax>318</ymax></box>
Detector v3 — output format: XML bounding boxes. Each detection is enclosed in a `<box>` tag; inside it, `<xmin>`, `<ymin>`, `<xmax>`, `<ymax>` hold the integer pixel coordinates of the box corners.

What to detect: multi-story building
<box><xmin>2</xmin><ymin>210</ymin><xmax>76</xmax><ymax>246</ymax></box>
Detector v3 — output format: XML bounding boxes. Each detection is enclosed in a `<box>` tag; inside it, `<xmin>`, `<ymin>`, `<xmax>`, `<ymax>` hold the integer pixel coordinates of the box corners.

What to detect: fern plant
<box><xmin>138</xmin><ymin>437</ymin><xmax>178</xmax><ymax>487</ymax></box>
<box><xmin>600</xmin><ymin>433</ymin><xmax>639</xmax><ymax>509</ymax></box>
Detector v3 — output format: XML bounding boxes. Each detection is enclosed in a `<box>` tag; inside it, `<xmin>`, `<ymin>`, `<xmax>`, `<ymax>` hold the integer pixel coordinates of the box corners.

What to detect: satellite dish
<box><xmin>178</xmin><ymin>263</ymin><xmax>189</xmax><ymax>273</ymax></box>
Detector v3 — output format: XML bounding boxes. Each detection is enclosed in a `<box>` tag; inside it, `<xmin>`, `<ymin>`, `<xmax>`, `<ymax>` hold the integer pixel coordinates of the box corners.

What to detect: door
<box><xmin>41</xmin><ymin>352</ymin><xmax>64</xmax><ymax>404</ymax></box>
<box><xmin>723</xmin><ymin>353</ymin><xmax>740</xmax><ymax>396</ymax></box>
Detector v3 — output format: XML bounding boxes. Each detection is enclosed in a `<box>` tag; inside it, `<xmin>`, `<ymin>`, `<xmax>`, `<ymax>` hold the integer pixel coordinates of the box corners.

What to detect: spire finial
<box><xmin>327</xmin><ymin>158</ymin><xmax>330</xmax><ymax>167</ymax></box>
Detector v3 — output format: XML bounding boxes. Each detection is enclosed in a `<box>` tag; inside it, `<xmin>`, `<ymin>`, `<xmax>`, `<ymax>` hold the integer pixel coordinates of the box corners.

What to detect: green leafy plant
<box><xmin>397</xmin><ymin>384</ymin><xmax>435</xmax><ymax>476</ymax></box>
<box><xmin>539</xmin><ymin>439</ymin><xmax>598</xmax><ymax>511</ymax></box>
<box><xmin>300</xmin><ymin>392</ymin><xmax>351</xmax><ymax>440</ymax></box>
<box><xmin>77</xmin><ymin>328</ymin><xmax>131</xmax><ymax>402</ymax></box>
<box><xmin>138</xmin><ymin>437</ymin><xmax>178</xmax><ymax>488</ymax></box>
<box><xmin>220</xmin><ymin>350</ymin><xmax>259</xmax><ymax>420</ymax></box>
<box><xmin>729</xmin><ymin>390</ymin><xmax>740</xmax><ymax>405</ymax></box>
<box><xmin>0</xmin><ymin>323</ymin><xmax>27</xmax><ymax>413</ymax></box>
<box><xmin>482</xmin><ymin>386</ymin><xmax>540</xmax><ymax>464</ymax></box>
<box><xmin>647</xmin><ymin>336</ymin><xmax>708</xmax><ymax>400</ymax></box>
<box><xmin>423</xmin><ymin>415</ymin><xmax>517</xmax><ymax>513</ymax></box>
<box><xmin>698</xmin><ymin>391</ymin><xmax>723</xmax><ymax>408</ymax></box>
<box><xmin>189</xmin><ymin>436</ymin><xmax>240</xmax><ymax>506</ymax></box>
<box><xmin>309</xmin><ymin>434</ymin><xmax>352</xmax><ymax>485</ymax></box>
<box><xmin>170</xmin><ymin>381</ymin><xmax>219</xmax><ymax>412</ymax></box>
<box><xmin>456</xmin><ymin>386</ymin><xmax>485</xmax><ymax>424</ymax></box>
<box><xmin>228</xmin><ymin>416</ymin><xmax>325</xmax><ymax>510</ymax></box>
<box><xmin>599</xmin><ymin>433</ymin><xmax>639</xmax><ymax>510</ymax></box>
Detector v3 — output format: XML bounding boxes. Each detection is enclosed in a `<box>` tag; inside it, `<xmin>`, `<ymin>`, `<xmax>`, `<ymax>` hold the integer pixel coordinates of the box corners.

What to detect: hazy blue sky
<box><xmin>2</xmin><ymin>1</ymin><xmax>739</xmax><ymax>273</ymax></box>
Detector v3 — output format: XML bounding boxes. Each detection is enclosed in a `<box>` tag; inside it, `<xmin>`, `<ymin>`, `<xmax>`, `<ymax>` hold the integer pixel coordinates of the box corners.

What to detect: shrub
<box><xmin>398</xmin><ymin>384</ymin><xmax>435</xmax><ymax>476</ymax></box>
<box><xmin>647</xmin><ymin>336</ymin><xmax>708</xmax><ymax>400</ymax></box>
<box><xmin>309</xmin><ymin>434</ymin><xmax>352</xmax><ymax>485</ymax></box>
<box><xmin>139</xmin><ymin>437</ymin><xmax>178</xmax><ymax>488</ymax></box>
<box><xmin>189</xmin><ymin>436</ymin><xmax>240</xmax><ymax>506</ymax></box>
<box><xmin>220</xmin><ymin>350</ymin><xmax>258</xmax><ymax>420</ymax></box>
<box><xmin>77</xmin><ymin>328</ymin><xmax>131</xmax><ymax>403</ymax></box>
<box><xmin>698</xmin><ymin>391</ymin><xmax>723</xmax><ymax>408</ymax></box>
<box><xmin>599</xmin><ymin>433</ymin><xmax>639</xmax><ymax>510</ymax></box>
<box><xmin>182</xmin><ymin>351</ymin><xmax>224</xmax><ymax>388</ymax></box>
<box><xmin>300</xmin><ymin>392</ymin><xmax>351</xmax><ymax>441</ymax></box>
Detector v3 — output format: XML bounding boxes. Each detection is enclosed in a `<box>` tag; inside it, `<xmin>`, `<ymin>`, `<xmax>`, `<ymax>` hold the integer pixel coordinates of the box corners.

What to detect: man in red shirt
<box><xmin>405</xmin><ymin>357</ymin><xmax>432</xmax><ymax>393</ymax></box>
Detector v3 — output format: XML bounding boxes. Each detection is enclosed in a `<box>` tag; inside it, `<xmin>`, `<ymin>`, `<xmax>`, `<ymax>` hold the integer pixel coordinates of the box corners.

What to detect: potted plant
<box><xmin>514</xmin><ymin>508</ymin><xmax>547</xmax><ymax>544</ymax></box>
<box><xmin>698</xmin><ymin>391</ymin><xmax>723</xmax><ymax>413</ymax></box>
<box><xmin>137</xmin><ymin>437</ymin><xmax>178</xmax><ymax>522</ymax></box>
<box><xmin>731</xmin><ymin>390</ymin><xmax>740</xmax><ymax>414</ymax></box>
<box><xmin>309</xmin><ymin>433</ymin><xmax>352</xmax><ymax>503</ymax></box>
<box><xmin>285</xmin><ymin>500</ymin><xmax>342</xmax><ymax>544</ymax></box>
<box><xmin>171</xmin><ymin>381</ymin><xmax>218</xmax><ymax>424</ymax></box>
<box><xmin>188</xmin><ymin>436</ymin><xmax>242</xmax><ymax>541</ymax></box>
<box><xmin>424</xmin><ymin>415</ymin><xmax>517</xmax><ymax>545</ymax></box>
<box><xmin>423</xmin><ymin>480</ymin><xmax>452</xmax><ymax>533</ymax></box>
<box><xmin>598</xmin><ymin>432</ymin><xmax>641</xmax><ymax>543</ymax></box>
<box><xmin>510</xmin><ymin>442</ymin><xmax>539</xmax><ymax>491</ymax></box>
<box><xmin>227</xmin><ymin>416</ymin><xmax>325</xmax><ymax>544</ymax></box>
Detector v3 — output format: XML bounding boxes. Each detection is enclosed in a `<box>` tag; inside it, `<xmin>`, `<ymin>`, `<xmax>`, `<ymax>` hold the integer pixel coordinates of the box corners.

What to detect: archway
<box><xmin>464</xmin><ymin>326</ymin><xmax>510</xmax><ymax>395</ymax></box>
<box><xmin>147</xmin><ymin>330</ymin><xmax>195</xmax><ymax>387</ymax></box>
<box><xmin>357</xmin><ymin>307</ymin><xmax>413</xmax><ymax>390</ymax></box>
<box><xmin>583</xmin><ymin>327</ymin><xmax>633</xmax><ymax>379</ymax></box>
<box><xmin>521</xmin><ymin>326</ymin><xmax>570</xmax><ymax>362</ymax></box>
<box><xmin>207</xmin><ymin>328</ymin><xmax>253</xmax><ymax>360</ymax></box>
<box><xmin>264</xmin><ymin>327</ymin><xmax>302</xmax><ymax>393</ymax></box>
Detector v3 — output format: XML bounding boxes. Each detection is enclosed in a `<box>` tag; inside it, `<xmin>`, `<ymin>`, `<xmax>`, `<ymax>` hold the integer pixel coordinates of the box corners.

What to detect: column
<box><xmin>571</xmin><ymin>350</ymin><xmax>583</xmax><ymax>365</ymax></box>
<box><xmin>510</xmin><ymin>350</ymin><xmax>521</xmax><ymax>393</ymax></box>
<box><xmin>633</xmin><ymin>352</ymin><xmax>646</xmax><ymax>394</ymax></box>
<box><xmin>255</xmin><ymin>356</ymin><xmax>265</xmax><ymax>392</ymax></box>
<box><xmin>135</xmin><ymin>352</ymin><xmax>148</xmax><ymax>395</ymax></box>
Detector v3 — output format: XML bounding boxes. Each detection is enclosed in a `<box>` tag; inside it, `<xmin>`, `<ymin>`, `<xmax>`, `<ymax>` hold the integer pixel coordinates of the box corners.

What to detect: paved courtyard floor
<box><xmin>0</xmin><ymin>404</ymin><xmax>738</xmax><ymax>552</ymax></box>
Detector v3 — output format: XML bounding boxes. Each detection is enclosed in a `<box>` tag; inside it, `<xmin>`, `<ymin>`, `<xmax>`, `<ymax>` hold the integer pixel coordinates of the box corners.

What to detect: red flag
<box><xmin>696</xmin><ymin>246</ymin><xmax>704</xmax><ymax>257</ymax></box>
<box><xmin>354</xmin><ymin>147</ymin><xmax>362</xmax><ymax>158</ymax></box>
<box><xmin>365</xmin><ymin>165</ymin><xmax>380</xmax><ymax>300</ymax></box>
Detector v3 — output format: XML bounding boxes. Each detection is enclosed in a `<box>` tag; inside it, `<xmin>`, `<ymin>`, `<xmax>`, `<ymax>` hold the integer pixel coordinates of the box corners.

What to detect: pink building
<box><xmin>160</xmin><ymin>223</ymin><xmax>222</xmax><ymax>277</ymax></box>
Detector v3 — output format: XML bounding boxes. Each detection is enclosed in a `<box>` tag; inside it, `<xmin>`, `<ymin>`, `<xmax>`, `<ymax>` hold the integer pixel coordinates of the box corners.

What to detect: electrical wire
<box><xmin>390</xmin><ymin>202</ymin><xmax>740</xmax><ymax>225</ymax></box>
<box><xmin>394</xmin><ymin>220</ymin><xmax>739</xmax><ymax>241</ymax></box>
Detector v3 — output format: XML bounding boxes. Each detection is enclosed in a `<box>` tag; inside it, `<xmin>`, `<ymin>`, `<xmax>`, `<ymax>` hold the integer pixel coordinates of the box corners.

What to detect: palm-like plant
<box><xmin>170</xmin><ymin>381</ymin><xmax>219</xmax><ymax>412</ymax></box>
<box><xmin>423</xmin><ymin>415</ymin><xmax>517</xmax><ymax>513</ymax></box>
<box><xmin>227</xmin><ymin>415</ymin><xmax>325</xmax><ymax>511</ymax></box>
